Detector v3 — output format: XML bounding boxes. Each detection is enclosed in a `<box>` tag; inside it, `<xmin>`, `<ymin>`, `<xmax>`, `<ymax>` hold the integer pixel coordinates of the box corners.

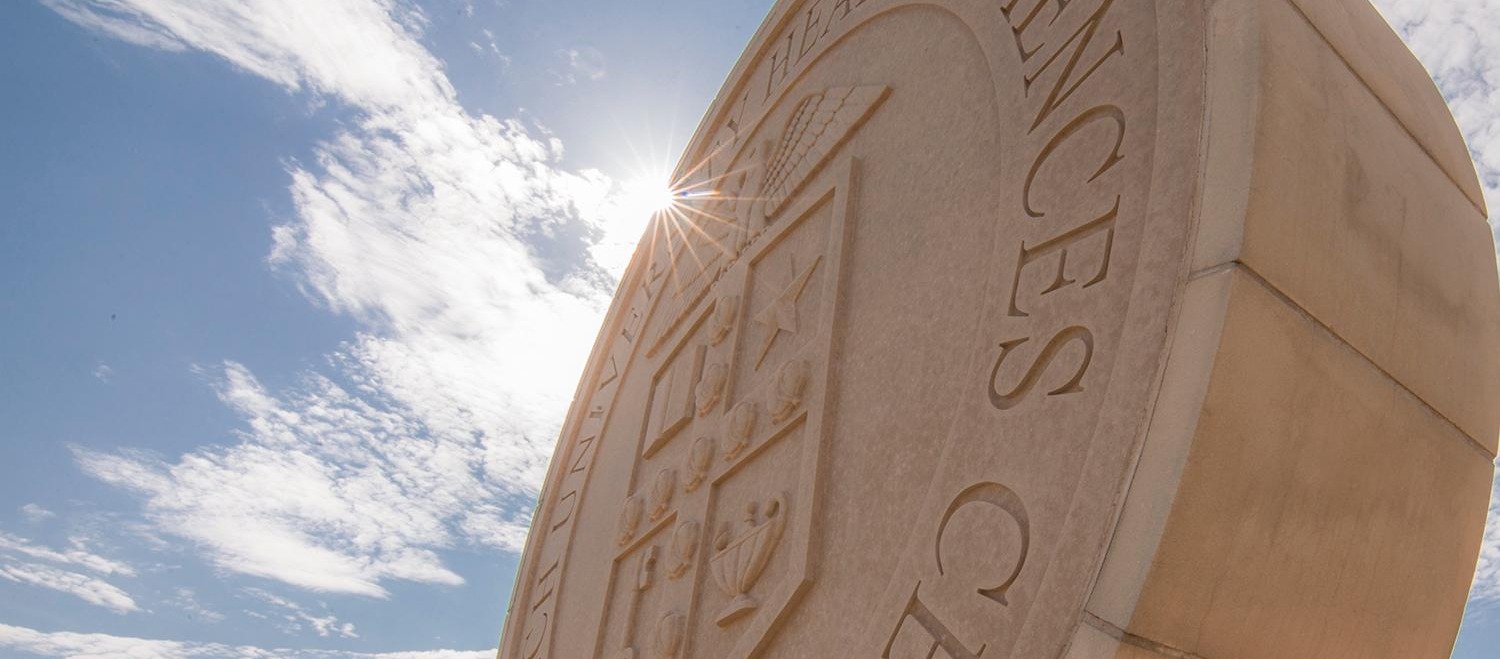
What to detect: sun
<box><xmin>620</xmin><ymin>172</ymin><xmax>679</xmax><ymax>219</ymax></box>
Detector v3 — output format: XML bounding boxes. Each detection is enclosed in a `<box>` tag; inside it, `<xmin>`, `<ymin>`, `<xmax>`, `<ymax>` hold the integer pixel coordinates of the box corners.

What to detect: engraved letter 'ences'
<box><xmin>988</xmin><ymin>327</ymin><xmax>1094</xmax><ymax>411</ymax></box>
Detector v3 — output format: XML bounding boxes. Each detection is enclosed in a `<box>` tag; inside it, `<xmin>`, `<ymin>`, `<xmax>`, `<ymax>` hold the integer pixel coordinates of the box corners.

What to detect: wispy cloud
<box><xmin>556</xmin><ymin>46</ymin><xmax>606</xmax><ymax>84</ymax></box>
<box><xmin>0</xmin><ymin>532</ymin><xmax>134</xmax><ymax>577</ymax></box>
<box><xmin>40</xmin><ymin>0</ymin><xmax>187</xmax><ymax>52</ymax></box>
<box><xmin>0</xmin><ymin>532</ymin><xmax>138</xmax><ymax>613</ymax></box>
<box><xmin>469</xmin><ymin>28</ymin><xmax>510</xmax><ymax>68</ymax></box>
<box><xmin>44</xmin><ymin>0</ymin><xmax>650</xmax><ymax>598</ymax></box>
<box><xmin>19</xmin><ymin>505</ymin><xmax>55</xmax><ymax>524</ymax></box>
<box><xmin>0</xmin><ymin>562</ymin><xmax>137</xmax><ymax>614</ymax></box>
<box><xmin>246</xmin><ymin>588</ymin><xmax>358</xmax><ymax>639</ymax></box>
<box><xmin>0</xmin><ymin>623</ymin><xmax>491</xmax><ymax>659</ymax></box>
<box><xmin>92</xmin><ymin>363</ymin><xmax>114</xmax><ymax>383</ymax></box>
<box><xmin>166</xmin><ymin>587</ymin><xmax>226</xmax><ymax>623</ymax></box>
<box><xmin>1371</xmin><ymin>0</ymin><xmax>1500</xmax><ymax>604</ymax></box>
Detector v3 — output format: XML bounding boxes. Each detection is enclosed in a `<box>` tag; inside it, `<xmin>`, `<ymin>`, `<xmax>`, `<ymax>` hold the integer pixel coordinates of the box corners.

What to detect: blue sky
<box><xmin>0</xmin><ymin>1</ymin><xmax>1496</xmax><ymax>657</ymax></box>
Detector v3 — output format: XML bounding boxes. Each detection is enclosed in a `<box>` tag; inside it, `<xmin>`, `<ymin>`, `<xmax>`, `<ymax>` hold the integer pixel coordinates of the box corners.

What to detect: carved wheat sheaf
<box><xmin>760</xmin><ymin>85</ymin><xmax>889</xmax><ymax>217</ymax></box>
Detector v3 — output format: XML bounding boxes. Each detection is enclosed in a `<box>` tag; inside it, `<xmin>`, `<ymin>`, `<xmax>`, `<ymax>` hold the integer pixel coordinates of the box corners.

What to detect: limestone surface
<box><xmin>498</xmin><ymin>1</ymin><xmax>1499</xmax><ymax>658</ymax></box>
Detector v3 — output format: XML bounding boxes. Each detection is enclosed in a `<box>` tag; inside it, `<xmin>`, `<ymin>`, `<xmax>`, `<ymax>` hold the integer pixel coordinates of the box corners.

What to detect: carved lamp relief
<box><xmin>667</xmin><ymin>520</ymin><xmax>699</xmax><ymax>580</ymax></box>
<box><xmin>683</xmin><ymin>437</ymin><xmax>715</xmax><ymax>492</ymax></box>
<box><xmin>649</xmin><ymin>468</ymin><xmax>676</xmax><ymax>522</ymax></box>
<box><xmin>618</xmin><ymin>494</ymin><xmax>644</xmax><ymax>547</ymax></box>
<box><xmin>769</xmin><ymin>360</ymin><xmax>810</xmax><ymax>423</ymax></box>
<box><xmin>696</xmin><ymin>362</ymin><xmax>728</xmax><ymax>417</ymax></box>
<box><xmin>724</xmin><ymin>401</ymin><xmax>757</xmax><ymax>461</ymax></box>
<box><xmin>709</xmin><ymin>295</ymin><xmax>739</xmax><ymax>346</ymax></box>
<box><xmin>654</xmin><ymin>611</ymin><xmax>685</xmax><ymax>659</ymax></box>
<box><xmin>710</xmin><ymin>493</ymin><xmax>789</xmax><ymax>626</ymax></box>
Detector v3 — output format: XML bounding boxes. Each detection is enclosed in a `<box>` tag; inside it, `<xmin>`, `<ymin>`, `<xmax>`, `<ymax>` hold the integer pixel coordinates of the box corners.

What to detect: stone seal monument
<box><xmin>498</xmin><ymin>1</ymin><xmax>1500</xmax><ymax>657</ymax></box>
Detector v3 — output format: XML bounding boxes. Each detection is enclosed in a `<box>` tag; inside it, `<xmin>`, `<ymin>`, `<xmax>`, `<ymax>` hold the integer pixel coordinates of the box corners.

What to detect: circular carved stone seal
<box><xmin>500</xmin><ymin>2</ymin><xmax>1499</xmax><ymax>658</ymax></box>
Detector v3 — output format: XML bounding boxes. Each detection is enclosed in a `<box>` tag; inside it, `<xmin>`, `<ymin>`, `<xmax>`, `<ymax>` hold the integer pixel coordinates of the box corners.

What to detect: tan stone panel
<box><xmin>1125</xmin><ymin>267</ymin><xmax>1493</xmax><ymax>659</ymax></box>
<box><xmin>1286</xmin><ymin>0</ymin><xmax>1486</xmax><ymax>211</ymax></box>
<box><xmin>1112</xmin><ymin>646</ymin><xmax>1173</xmax><ymax>659</ymax></box>
<box><xmin>1195</xmin><ymin>0</ymin><xmax>1500</xmax><ymax>450</ymax></box>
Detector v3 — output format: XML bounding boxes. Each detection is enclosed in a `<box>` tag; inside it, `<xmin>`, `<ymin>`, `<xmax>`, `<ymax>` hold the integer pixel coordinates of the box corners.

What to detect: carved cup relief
<box><xmin>709</xmin><ymin>493</ymin><xmax>788</xmax><ymax>626</ymax></box>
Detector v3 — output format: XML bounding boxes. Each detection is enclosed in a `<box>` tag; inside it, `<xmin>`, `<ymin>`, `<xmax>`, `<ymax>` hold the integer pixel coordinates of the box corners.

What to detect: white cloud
<box><xmin>166</xmin><ymin>587</ymin><xmax>226</xmax><ymax>624</ymax></box>
<box><xmin>92</xmin><ymin>363</ymin><xmax>114</xmax><ymax>383</ymax></box>
<box><xmin>1471</xmin><ymin>475</ymin><xmax>1500</xmax><ymax>603</ymax></box>
<box><xmin>40</xmin><ymin>0</ymin><xmax>187</xmax><ymax>52</ymax></box>
<box><xmin>0</xmin><ymin>532</ymin><xmax>135</xmax><ymax>577</ymax></box>
<box><xmin>0</xmin><ymin>562</ymin><xmax>138</xmax><ymax>614</ymax></box>
<box><xmin>20</xmin><ymin>504</ymin><xmax>56</xmax><ymax>523</ymax></box>
<box><xmin>0</xmin><ymin>623</ymin><xmax>492</xmax><ymax>659</ymax></box>
<box><xmin>557</xmin><ymin>46</ymin><xmax>606</xmax><ymax>84</ymax></box>
<box><xmin>44</xmin><ymin>0</ymin><xmax>664</xmax><ymax>600</ymax></box>
<box><xmin>246</xmin><ymin>588</ymin><xmax>358</xmax><ymax>639</ymax></box>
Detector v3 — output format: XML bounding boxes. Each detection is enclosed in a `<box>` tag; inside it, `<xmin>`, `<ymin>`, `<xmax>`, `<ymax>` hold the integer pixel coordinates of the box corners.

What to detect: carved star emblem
<box><xmin>752</xmin><ymin>253</ymin><xmax>822</xmax><ymax>368</ymax></box>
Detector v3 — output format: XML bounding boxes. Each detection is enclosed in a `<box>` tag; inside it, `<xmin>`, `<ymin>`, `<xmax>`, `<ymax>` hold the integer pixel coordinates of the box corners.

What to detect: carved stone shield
<box><xmin>499</xmin><ymin>1</ymin><xmax>1500</xmax><ymax>658</ymax></box>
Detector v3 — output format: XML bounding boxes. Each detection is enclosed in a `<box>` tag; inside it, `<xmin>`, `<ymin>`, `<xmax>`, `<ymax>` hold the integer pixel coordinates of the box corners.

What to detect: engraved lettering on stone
<box><xmin>1023</xmin><ymin>105</ymin><xmax>1125</xmax><ymax>219</ymax></box>
<box><xmin>753</xmin><ymin>254</ymin><xmax>822</xmax><ymax>368</ymax></box>
<box><xmin>989</xmin><ymin>326</ymin><xmax>1094</xmax><ymax>411</ymax></box>
<box><xmin>695</xmin><ymin>362</ymin><xmax>728</xmax><ymax>417</ymax></box>
<box><xmin>649</xmin><ymin>468</ymin><xmax>677</xmax><ymax>522</ymax></box>
<box><xmin>623</xmin><ymin>306</ymin><xmax>643</xmax><ymax>343</ymax></box>
<box><xmin>709</xmin><ymin>294</ymin><xmax>739</xmax><ymax>346</ymax></box>
<box><xmin>550</xmin><ymin>489</ymin><xmax>578</xmax><ymax>532</ymax></box>
<box><xmin>530</xmin><ymin>558</ymin><xmax>560</xmax><ymax>614</ymax></box>
<box><xmin>935</xmin><ymin>481</ymin><xmax>1031</xmax><ymax>606</ymax></box>
<box><xmin>683</xmin><ymin>436</ymin><xmax>715</xmax><ymax>492</ymax></box>
<box><xmin>1006</xmin><ymin>202</ymin><xmax>1118</xmax><ymax>318</ymax></box>
<box><xmin>520</xmin><ymin>558</ymin><xmax>561</xmax><ymax>659</ymax></box>
<box><xmin>567</xmin><ymin>434</ymin><xmax>596</xmax><ymax>476</ymax></box>
<box><xmin>600</xmin><ymin>354</ymin><xmax>620</xmax><ymax>390</ymax></box>
<box><xmin>710</xmin><ymin>493</ymin><xmax>788</xmax><ymax>626</ymax></box>
<box><xmin>668</xmin><ymin>520</ymin><xmax>700</xmax><ymax>580</ymax></box>
<box><xmin>724</xmin><ymin>401</ymin><xmax>758</xmax><ymax>461</ymax></box>
<box><xmin>1018</xmin><ymin>0</ymin><xmax>1125</xmax><ymax>132</ymax></box>
<box><xmin>521</xmin><ymin>613</ymin><xmax>548</xmax><ymax>659</ymax></box>
<box><xmin>881</xmin><ymin>481</ymin><xmax>1031</xmax><ymax>658</ymax></box>
<box><xmin>880</xmin><ymin>582</ymin><xmax>986</xmax><ymax>659</ymax></box>
<box><xmin>654</xmin><ymin>611</ymin><xmax>685</xmax><ymax>659</ymax></box>
<box><xmin>618</xmin><ymin>494</ymin><xmax>645</xmax><ymax>547</ymax></box>
<box><xmin>762</xmin><ymin>0</ymin><xmax>875</xmax><ymax>102</ymax></box>
<box><xmin>761</xmin><ymin>85</ymin><xmax>888</xmax><ymax>217</ymax></box>
<box><xmin>769</xmin><ymin>359</ymin><xmax>811</xmax><ymax>423</ymax></box>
